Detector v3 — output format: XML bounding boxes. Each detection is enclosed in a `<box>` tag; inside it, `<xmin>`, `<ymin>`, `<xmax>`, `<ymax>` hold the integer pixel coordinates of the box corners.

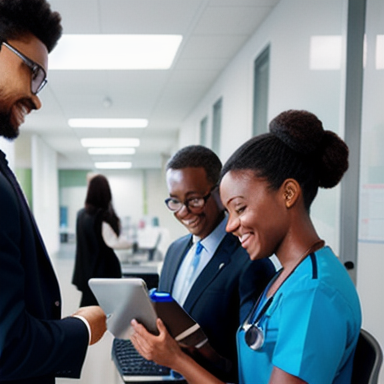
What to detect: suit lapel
<box><xmin>0</xmin><ymin>151</ymin><xmax>52</xmax><ymax>264</ymax></box>
<box><xmin>183</xmin><ymin>233</ymin><xmax>238</xmax><ymax>312</ymax></box>
<box><xmin>165</xmin><ymin>235</ymin><xmax>192</xmax><ymax>292</ymax></box>
<box><xmin>0</xmin><ymin>151</ymin><xmax>61</xmax><ymax>314</ymax></box>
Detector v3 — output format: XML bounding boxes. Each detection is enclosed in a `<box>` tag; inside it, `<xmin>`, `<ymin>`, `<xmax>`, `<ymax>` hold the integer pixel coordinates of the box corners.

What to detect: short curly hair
<box><xmin>0</xmin><ymin>0</ymin><xmax>62</xmax><ymax>52</ymax></box>
<box><xmin>166</xmin><ymin>145</ymin><xmax>222</xmax><ymax>186</ymax></box>
<box><xmin>221</xmin><ymin>110</ymin><xmax>349</xmax><ymax>211</ymax></box>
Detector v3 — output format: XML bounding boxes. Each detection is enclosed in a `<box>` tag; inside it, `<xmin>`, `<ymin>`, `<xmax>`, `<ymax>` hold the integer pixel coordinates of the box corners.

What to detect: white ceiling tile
<box><xmin>19</xmin><ymin>0</ymin><xmax>280</xmax><ymax>169</ymax></box>
<box><xmin>194</xmin><ymin>6</ymin><xmax>273</xmax><ymax>35</ymax></box>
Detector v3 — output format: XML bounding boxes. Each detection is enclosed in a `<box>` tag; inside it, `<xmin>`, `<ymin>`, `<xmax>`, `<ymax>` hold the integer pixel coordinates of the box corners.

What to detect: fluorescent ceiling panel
<box><xmin>69</xmin><ymin>118</ymin><xmax>148</xmax><ymax>128</ymax></box>
<box><xmin>310</xmin><ymin>36</ymin><xmax>342</xmax><ymax>70</ymax></box>
<box><xmin>88</xmin><ymin>148</ymin><xmax>136</xmax><ymax>155</ymax></box>
<box><xmin>81</xmin><ymin>138</ymin><xmax>140</xmax><ymax>147</ymax></box>
<box><xmin>49</xmin><ymin>34</ymin><xmax>183</xmax><ymax>70</ymax></box>
<box><xmin>95</xmin><ymin>162</ymin><xmax>132</xmax><ymax>169</ymax></box>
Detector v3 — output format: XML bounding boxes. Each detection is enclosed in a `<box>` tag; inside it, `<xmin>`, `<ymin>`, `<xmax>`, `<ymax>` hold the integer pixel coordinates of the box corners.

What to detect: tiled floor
<box><xmin>51</xmin><ymin>242</ymin><xmax>124</xmax><ymax>384</ymax></box>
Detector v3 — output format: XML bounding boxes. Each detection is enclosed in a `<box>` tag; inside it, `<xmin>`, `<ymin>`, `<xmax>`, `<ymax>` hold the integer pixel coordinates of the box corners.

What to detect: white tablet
<box><xmin>88</xmin><ymin>277</ymin><xmax>158</xmax><ymax>339</ymax></box>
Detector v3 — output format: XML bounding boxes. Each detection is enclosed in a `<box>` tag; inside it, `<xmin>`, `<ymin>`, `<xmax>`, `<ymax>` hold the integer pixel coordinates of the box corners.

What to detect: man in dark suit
<box><xmin>157</xmin><ymin>145</ymin><xmax>276</xmax><ymax>383</ymax></box>
<box><xmin>0</xmin><ymin>1</ymin><xmax>106</xmax><ymax>383</ymax></box>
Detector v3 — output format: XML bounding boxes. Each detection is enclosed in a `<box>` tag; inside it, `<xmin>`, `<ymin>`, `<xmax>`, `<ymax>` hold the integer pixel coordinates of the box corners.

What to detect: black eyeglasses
<box><xmin>1</xmin><ymin>40</ymin><xmax>47</xmax><ymax>95</ymax></box>
<box><xmin>164</xmin><ymin>187</ymin><xmax>215</xmax><ymax>213</ymax></box>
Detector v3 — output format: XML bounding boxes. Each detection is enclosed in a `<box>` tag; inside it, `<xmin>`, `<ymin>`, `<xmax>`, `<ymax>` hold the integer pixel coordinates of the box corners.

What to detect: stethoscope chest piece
<box><xmin>244</xmin><ymin>323</ymin><xmax>265</xmax><ymax>350</ymax></box>
<box><xmin>242</xmin><ymin>295</ymin><xmax>274</xmax><ymax>351</ymax></box>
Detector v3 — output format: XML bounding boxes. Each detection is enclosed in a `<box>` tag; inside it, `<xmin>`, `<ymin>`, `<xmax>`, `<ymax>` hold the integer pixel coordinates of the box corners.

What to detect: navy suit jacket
<box><xmin>159</xmin><ymin>231</ymin><xmax>276</xmax><ymax>383</ymax></box>
<box><xmin>0</xmin><ymin>151</ymin><xmax>89</xmax><ymax>384</ymax></box>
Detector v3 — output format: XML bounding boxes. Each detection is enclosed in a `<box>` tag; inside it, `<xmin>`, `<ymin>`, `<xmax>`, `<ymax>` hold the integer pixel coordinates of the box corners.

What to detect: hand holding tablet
<box><xmin>89</xmin><ymin>277</ymin><xmax>158</xmax><ymax>339</ymax></box>
<box><xmin>89</xmin><ymin>277</ymin><xmax>232</xmax><ymax>374</ymax></box>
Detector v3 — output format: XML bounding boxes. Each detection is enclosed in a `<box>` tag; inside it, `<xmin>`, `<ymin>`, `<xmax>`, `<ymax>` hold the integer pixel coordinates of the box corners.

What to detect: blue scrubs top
<box><xmin>237</xmin><ymin>246</ymin><xmax>361</xmax><ymax>384</ymax></box>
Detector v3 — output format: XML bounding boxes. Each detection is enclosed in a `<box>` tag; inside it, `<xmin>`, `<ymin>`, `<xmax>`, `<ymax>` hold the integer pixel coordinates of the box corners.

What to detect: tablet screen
<box><xmin>89</xmin><ymin>277</ymin><xmax>159</xmax><ymax>339</ymax></box>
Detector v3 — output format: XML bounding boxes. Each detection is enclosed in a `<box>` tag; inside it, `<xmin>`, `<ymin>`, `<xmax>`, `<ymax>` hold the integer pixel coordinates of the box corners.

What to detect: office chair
<box><xmin>351</xmin><ymin>328</ymin><xmax>383</xmax><ymax>384</ymax></box>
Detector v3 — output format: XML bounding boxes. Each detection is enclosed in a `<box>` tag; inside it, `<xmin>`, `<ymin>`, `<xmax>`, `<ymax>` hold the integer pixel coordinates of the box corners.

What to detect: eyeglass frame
<box><xmin>0</xmin><ymin>39</ymin><xmax>48</xmax><ymax>95</ymax></box>
<box><xmin>164</xmin><ymin>186</ymin><xmax>217</xmax><ymax>213</ymax></box>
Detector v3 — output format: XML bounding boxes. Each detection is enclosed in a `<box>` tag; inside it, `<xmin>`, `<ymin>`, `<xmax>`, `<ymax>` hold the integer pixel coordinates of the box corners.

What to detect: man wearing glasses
<box><xmin>157</xmin><ymin>145</ymin><xmax>276</xmax><ymax>383</ymax></box>
<box><xmin>0</xmin><ymin>1</ymin><xmax>106</xmax><ymax>383</ymax></box>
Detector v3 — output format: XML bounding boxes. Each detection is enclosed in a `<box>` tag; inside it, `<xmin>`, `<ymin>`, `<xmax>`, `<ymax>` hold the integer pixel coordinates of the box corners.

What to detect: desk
<box><xmin>121</xmin><ymin>264</ymin><xmax>160</xmax><ymax>290</ymax></box>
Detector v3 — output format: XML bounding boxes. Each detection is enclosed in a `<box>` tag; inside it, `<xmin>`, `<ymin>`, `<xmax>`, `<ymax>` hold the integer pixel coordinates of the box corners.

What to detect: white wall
<box><xmin>180</xmin><ymin>0</ymin><xmax>346</xmax><ymax>253</ymax></box>
<box><xmin>31</xmin><ymin>135</ymin><xmax>60</xmax><ymax>255</ymax></box>
<box><xmin>102</xmin><ymin>170</ymin><xmax>144</xmax><ymax>225</ymax></box>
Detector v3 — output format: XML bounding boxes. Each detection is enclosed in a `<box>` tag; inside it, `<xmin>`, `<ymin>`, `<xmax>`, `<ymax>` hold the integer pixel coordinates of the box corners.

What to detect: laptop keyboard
<box><xmin>112</xmin><ymin>338</ymin><xmax>171</xmax><ymax>376</ymax></box>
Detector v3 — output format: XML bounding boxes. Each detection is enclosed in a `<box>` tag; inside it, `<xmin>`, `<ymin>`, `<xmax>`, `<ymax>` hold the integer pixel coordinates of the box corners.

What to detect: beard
<box><xmin>0</xmin><ymin>90</ymin><xmax>20</xmax><ymax>140</ymax></box>
<box><xmin>0</xmin><ymin>109</ymin><xmax>19</xmax><ymax>140</ymax></box>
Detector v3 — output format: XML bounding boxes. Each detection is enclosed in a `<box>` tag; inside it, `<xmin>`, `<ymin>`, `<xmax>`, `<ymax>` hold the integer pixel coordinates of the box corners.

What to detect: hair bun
<box><xmin>270</xmin><ymin>109</ymin><xmax>349</xmax><ymax>188</ymax></box>
<box><xmin>269</xmin><ymin>109</ymin><xmax>324</xmax><ymax>155</ymax></box>
<box><xmin>317</xmin><ymin>130</ymin><xmax>349</xmax><ymax>188</ymax></box>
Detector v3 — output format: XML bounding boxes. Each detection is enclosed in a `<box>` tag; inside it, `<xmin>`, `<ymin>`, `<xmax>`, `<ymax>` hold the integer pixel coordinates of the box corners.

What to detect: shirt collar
<box><xmin>194</xmin><ymin>215</ymin><xmax>228</xmax><ymax>255</ymax></box>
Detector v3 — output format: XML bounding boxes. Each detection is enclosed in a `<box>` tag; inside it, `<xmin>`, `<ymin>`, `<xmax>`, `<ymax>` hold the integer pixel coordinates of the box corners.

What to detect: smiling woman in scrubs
<box><xmin>130</xmin><ymin>109</ymin><xmax>361</xmax><ymax>384</ymax></box>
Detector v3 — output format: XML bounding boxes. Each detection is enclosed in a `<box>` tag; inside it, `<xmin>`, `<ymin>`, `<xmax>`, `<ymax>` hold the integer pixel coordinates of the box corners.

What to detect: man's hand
<box><xmin>73</xmin><ymin>306</ymin><xmax>107</xmax><ymax>345</ymax></box>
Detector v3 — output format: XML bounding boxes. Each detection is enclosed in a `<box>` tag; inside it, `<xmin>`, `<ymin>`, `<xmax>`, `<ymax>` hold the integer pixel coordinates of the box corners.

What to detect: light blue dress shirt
<box><xmin>172</xmin><ymin>216</ymin><xmax>228</xmax><ymax>305</ymax></box>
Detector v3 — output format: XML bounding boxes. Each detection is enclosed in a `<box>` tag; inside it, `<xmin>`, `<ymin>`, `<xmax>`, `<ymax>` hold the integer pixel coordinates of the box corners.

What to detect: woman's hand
<box><xmin>130</xmin><ymin>317</ymin><xmax>225</xmax><ymax>384</ymax></box>
<box><xmin>130</xmin><ymin>317</ymin><xmax>183</xmax><ymax>369</ymax></box>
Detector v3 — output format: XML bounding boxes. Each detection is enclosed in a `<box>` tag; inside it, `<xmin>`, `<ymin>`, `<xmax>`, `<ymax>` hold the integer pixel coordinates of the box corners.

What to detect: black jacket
<box><xmin>0</xmin><ymin>151</ymin><xmax>88</xmax><ymax>383</ymax></box>
<box><xmin>72</xmin><ymin>208</ymin><xmax>122</xmax><ymax>305</ymax></box>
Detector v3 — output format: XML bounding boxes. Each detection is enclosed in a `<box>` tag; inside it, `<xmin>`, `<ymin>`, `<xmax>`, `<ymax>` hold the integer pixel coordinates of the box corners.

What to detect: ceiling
<box><xmin>20</xmin><ymin>0</ymin><xmax>279</xmax><ymax>169</ymax></box>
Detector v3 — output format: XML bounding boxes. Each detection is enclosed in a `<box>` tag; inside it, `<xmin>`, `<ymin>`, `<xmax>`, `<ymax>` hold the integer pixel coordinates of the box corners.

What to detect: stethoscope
<box><xmin>241</xmin><ymin>243</ymin><xmax>324</xmax><ymax>351</ymax></box>
<box><xmin>242</xmin><ymin>239</ymin><xmax>326</xmax><ymax>351</ymax></box>
<box><xmin>242</xmin><ymin>289</ymin><xmax>275</xmax><ymax>351</ymax></box>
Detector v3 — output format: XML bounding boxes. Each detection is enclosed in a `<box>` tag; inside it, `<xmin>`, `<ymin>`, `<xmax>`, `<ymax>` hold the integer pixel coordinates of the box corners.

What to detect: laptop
<box><xmin>112</xmin><ymin>338</ymin><xmax>185</xmax><ymax>383</ymax></box>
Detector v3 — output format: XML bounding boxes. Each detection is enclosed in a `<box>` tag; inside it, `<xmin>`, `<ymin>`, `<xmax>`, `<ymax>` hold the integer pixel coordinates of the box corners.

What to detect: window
<box><xmin>253</xmin><ymin>46</ymin><xmax>270</xmax><ymax>136</ymax></box>
<box><xmin>212</xmin><ymin>98</ymin><xmax>222</xmax><ymax>154</ymax></box>
<box><xmin>200</xmin><ymin>116</ymin><xmax>208</xmax><ymax>146</ymax></box>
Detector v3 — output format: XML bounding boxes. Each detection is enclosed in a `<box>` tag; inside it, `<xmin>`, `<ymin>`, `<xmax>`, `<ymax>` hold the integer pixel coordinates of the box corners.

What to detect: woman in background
<box><xmin>130</xmin><ymin>110</ymin><xmax>361</xmax><ymax>384</ymax></box>
<box><xmin>72</xmin><ymin>174</ymin><xmax>130</xmax><ymax>306</ymax></box>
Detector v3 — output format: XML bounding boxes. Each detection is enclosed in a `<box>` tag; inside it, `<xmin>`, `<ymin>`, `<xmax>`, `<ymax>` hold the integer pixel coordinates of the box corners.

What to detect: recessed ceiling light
<box><xmin>88</xmin><ymin>148</ymin><xmax>136</xmax><ymax>155</ymax></box>
<box><xmin>81</xmin><ymin>138</ymin><xmax>140</xmax><ymax>147</ymax></box>
<box><xmin>69</xmin><ymin>118</ymin><xmax>148</xmax><ymax>128</ymax></box>
<box><xmin>95</xmin><ymin>162</ymin><xmax>132</xmax><ymax>169</ymax></box>
<box><xmin>49</xmin><ymin>34</ymin><xmax>183</xmax><ymax>70</ymax></box>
